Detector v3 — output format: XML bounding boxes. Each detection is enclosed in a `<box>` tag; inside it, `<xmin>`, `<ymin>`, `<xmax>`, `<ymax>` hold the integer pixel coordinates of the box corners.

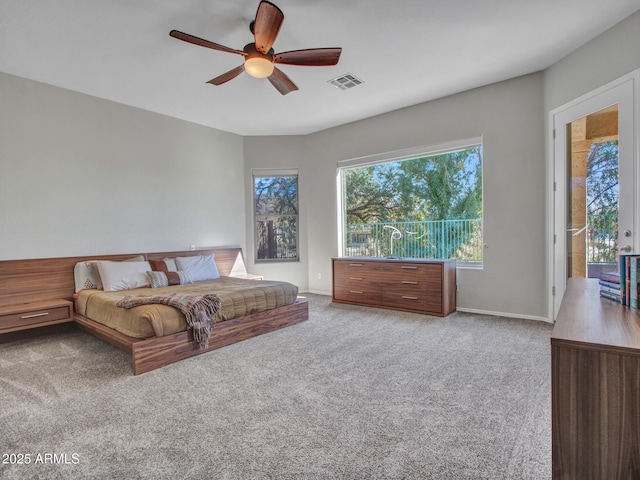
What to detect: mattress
<box><xmin>75</xmin><ymin>277</ymin><xmax>298</xmax><ymax>339</ymax></box>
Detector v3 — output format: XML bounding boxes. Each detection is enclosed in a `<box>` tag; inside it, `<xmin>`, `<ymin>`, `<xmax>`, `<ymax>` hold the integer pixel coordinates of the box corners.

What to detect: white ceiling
<box><xmin>1</xmin><ymin>1</ymin><xmax>639</xmax><ymax>136</ymax></box>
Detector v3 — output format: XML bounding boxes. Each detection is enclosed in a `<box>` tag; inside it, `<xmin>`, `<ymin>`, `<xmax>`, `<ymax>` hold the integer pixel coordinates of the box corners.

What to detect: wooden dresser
<box><xmin>551</xmin><ymin>278</ymin><xmax>640</xmax><ymax>479</ymax></box>
<box><xmin>332</xmin><ymin>257</ymin><xmax>456</xmax><ymax>316</ymax></box>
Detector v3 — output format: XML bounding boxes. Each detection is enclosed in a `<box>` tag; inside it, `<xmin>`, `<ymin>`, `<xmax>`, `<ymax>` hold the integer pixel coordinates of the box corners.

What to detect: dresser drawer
<box><xmin>383</xmin><ymin>262</ymin><xmax>442</xmax><ymax>280</ymax></box>
<box><xmin>381</xmin><ymin>263</ymin><xmax>442</xmax><ymax>293</ymax></box>
<box><xmin>333</xmin><ymin>260</ymin><xmax>381</xmax><ymax>279</ymax></box>
<box><xmin>0</xmin><ymin>300</ymin><xmax>73</xmax><ymax>333</ymax></box>
<box><xmin>382</xmin><ymin>276</ymin><xmax>442</xmax><ymax>294</ymax></box>
<box><xmin>333</xmin><ymin>285</ymin><xmax>381</xmax><ymax>305</ymax></box>
<box><xmin>333</xmin><ymin>277</ymin><xmax>373</xmax><ymax>292</ymax></box>
<box><xmin>333</xmin><ymin>269</ymin><xmax>380</xmax><ymax>289</ymax></box>
<box><xmin>382</xmin><ymin>290</ymin><xmax>442</xmax><ymax>314</ymax></box>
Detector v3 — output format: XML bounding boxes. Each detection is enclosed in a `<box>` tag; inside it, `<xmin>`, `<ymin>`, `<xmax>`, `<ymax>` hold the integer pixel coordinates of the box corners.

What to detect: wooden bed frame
<box><xmin>0</xmin><ymin>247</ymin><xmax>308</xmax><ymax>374</ymax></box>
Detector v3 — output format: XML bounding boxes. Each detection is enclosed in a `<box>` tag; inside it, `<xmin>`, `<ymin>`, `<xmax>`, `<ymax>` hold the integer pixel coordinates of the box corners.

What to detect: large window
<box><xmin>338</xmin><ymin>139</ymin><xmax>483</xmax><ymax>266</ymax></box>
<box><xmin>253</xmin><ymin>170</ymin><xmax>299</xmax><ymax>262</ymax></box>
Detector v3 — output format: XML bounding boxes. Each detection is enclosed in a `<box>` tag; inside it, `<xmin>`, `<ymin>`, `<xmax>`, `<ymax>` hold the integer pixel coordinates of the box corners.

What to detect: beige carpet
<box><xmin>0</xmin><ymin>294</ymin><xmax>552</xmax><ymax>479</ymax></box>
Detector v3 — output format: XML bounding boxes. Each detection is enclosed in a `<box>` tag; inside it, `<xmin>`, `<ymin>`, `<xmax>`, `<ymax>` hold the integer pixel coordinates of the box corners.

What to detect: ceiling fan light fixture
<box><xmin>244</xmin><ymin>56</ymin><xmax>275</xmax><ymax>78</ymax></box>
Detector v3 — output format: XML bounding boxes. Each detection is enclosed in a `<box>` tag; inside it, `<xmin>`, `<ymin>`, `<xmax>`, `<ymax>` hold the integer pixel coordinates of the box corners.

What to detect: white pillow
<box><xmin>163</xmin><ymin>258</ymin><xmax>178</xmax><ymax>272</ymax></box>
<box><xmin>175</xmin><ymin>254</ymin><xmax>220</xmax><ymax>282</ymax></box>
<box><xmin>73</xmin><ymin>261</ymin><xmax>104</xmax><ymax>292</ymax></box>
<box><xmin>96</xmin><ymin>260</ymin><xmax>152</xmax><ymax>291</ymax></box>
<box><xmin>73</xmin><ymin>255</ymin><xmax>145</xmax><ymax>292</ymax></box>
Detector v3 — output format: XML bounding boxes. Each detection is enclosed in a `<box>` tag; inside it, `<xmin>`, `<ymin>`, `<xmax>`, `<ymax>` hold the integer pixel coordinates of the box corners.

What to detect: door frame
<box><xmin>548</xmin><ymin>69</ymin><xmax>640</xmax><ymax>321</ymax></box>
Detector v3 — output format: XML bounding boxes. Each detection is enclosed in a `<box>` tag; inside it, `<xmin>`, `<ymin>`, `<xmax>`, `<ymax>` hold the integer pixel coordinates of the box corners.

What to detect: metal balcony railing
<box><xmin>344</xmin><ymin>219</ymin><xmax>483</xmax><ymax>262</ymax></box>
<box><xmin>587</xmin><ymin>213</ymin><xmax>618</xmax><ymax>264</ymax></box>
<box><xmin>344</xmin><ymin>214</ymin><xmax>617</xmax><ymax>265</ymax></box>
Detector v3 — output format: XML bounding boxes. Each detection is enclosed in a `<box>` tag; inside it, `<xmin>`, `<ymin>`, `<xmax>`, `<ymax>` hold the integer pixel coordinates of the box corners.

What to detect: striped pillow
<box><xmin>148</xmin><ymin>259</ymin><xmax>178</xmax><ymax>272</ymax></box>
<box><xmin>147</xmin><ymin>270</ymin><xmax>192</xmax><ymax>288</ymax></box>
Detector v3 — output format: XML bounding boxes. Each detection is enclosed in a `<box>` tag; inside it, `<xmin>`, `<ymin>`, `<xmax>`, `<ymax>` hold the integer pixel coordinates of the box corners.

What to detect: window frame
<box><xmin>336</xmin><ymin>137</ymin><xmax>483</xmax><ymax>268</ymax></box>
<box><xmin>252</xmin><ymin>169</ymin><xmax>300</xmax><ymax>263</ymax></box>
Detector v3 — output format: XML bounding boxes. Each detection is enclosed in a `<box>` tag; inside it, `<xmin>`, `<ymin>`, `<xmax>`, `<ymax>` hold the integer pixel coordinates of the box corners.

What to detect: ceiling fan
<box><xmin>169</xmin><ymin>1</ymin><xmax>342</xmax><ymax>95</ymax></box>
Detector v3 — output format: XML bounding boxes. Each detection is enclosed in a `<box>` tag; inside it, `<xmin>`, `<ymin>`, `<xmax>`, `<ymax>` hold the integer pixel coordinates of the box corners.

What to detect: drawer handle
<box><xmin>349</xmin><ymin>291</ymin><xmax>364</xmax><ymax>294</ymax></box>
<box><xmin>402</xmin><ymin>281</ymin><xmax>418</xmax><ymax>284</ymax></box>
<box><xmin>21</xmin><ymin>312</ymin><xmax>49</xmax><ymax>319</ymax></box>
<box><xmin>349</xmin><ymin>263</ymin><xmax>364</xmax><ymax>267</ymax></box>
<box><xmin>401</xmin><ymin>296</ymin><xmax>419</xmax><ymax>300</ymax></box>
<box><xmin>350</xmin><ymin>277</ymin><xmax>364</xmax><ymax>281</ymax></box>
<box><xmin>401</xmin><ymin>266</ymin><xmax>418</xmax><ymax>269</ymax></box>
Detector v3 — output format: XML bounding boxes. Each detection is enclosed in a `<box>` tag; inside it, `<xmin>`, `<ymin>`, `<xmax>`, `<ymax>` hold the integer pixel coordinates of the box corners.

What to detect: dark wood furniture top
<box><xmin>332</xmin><ymin>257</ymin><xmax>456</xmax><ymax>316</ymax></box>
<box><xmin>551</xmin><ymin>278</ymin><xmax>640</xmax><ymax>479</ymax></box>
<box><xmin>552</xmin><ymin>278</ymin><xmax>640</xmax><ymax>354</ymax></box>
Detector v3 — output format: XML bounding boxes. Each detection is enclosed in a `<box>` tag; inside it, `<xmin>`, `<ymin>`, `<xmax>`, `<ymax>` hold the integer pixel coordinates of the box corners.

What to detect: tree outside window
<box><xmin>586</xmin><ymin>140</ymin><xmax>618</xmax><ymax>264</ymax></box>
<box><xmin>254</xmin><ymin>172</ymin><xmax>298</xmax><ymax>261</ymax></box>
<box><xmin>340</xmin><ymin>143</ymin><xmax>483</xmax><ymax>264</ymax></box>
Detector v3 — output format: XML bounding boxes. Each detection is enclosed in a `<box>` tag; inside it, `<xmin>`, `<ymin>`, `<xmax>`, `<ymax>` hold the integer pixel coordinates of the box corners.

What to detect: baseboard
<box><xmin>456</xmin><ymin>307</ymin><xmax>551</xmax><ymax>323</ymax></box>
<box><xmin>300</xmin><ymin>290</ymin><xmax>332</xmax><ymax>297</ymax></box>
<box><xmin>298</xmin><ymin>292</ymin><xmax>552</xmax><ymax>323</ymax></box>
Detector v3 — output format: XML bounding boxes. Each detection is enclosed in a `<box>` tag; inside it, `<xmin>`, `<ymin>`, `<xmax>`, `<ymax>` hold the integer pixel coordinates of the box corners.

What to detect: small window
<box><xmin>253</xmin><ymin>170</ymin><xmax>299</xmax><ymax>262</ymax></box>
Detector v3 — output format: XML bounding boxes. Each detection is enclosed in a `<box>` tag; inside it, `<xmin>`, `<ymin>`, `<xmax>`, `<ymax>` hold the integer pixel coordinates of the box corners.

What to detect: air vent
<box><xmin>328</xmin><ymin>73</ymin><xmax>364</xmax><ymax>90</ymax></box>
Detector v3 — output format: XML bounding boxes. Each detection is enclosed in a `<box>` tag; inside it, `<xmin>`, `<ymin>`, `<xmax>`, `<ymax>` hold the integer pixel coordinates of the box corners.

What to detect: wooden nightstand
<box><xmin>0</xmin><ymin>299</ymin><xmax>73</xmax><ymax>334</ymax></box>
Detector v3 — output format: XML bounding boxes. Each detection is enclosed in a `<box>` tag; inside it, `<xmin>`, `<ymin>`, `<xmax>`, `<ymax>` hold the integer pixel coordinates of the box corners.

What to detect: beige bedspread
<box><xmin>75</xmin><ymin>277</ymin><xmax>298</xmax><ymax>339</ymax></box>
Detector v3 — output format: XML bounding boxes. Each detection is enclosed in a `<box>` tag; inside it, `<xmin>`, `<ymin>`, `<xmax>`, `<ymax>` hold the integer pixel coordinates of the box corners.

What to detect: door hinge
<box><xmin>552</xmin><ymin>286</ymin><xmax>556</xmax><ymax>296</ymax></box>
<box><xmin>553</xmin><ymin>181</ymin><xmax>557</xmax><ymax>192</ymax></box>
<box><xmin>553</xmin><ymin>128</ymin><xmax>556</xmax><ymax>139</ymax></box>
<box><xmin>554</xmin><ymin>234</ymin><xmax>557</xmax><ymax>244</ymax></box>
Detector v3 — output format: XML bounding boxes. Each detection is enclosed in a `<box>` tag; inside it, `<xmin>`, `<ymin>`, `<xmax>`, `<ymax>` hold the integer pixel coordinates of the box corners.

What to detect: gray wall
<box><xmin>245</xmin><ymin>73</ymin><xmax>547</xmax><ymax>320</ymax></box>
<box><xmin>542</xmin><ymin>9</ymin><xmax>640</xmax><ymax>316</ymax></box>
<box><xmin>0</xmin><ymin>72</ymin><xmax>246</xmax><ymax>260</ymax></box>
<box><xmin>544</xmin><ymin>9</ymin><xmax>640</xmax><ymax>113</ymax></box>
<box><xmin>242</xmin><ymin>136</ymin><xmax>310</xmax><ymax>288</ymax></box>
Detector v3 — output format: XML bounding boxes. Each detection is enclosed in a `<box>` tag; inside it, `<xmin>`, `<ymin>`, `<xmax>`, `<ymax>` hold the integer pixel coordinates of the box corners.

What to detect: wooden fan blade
<box><xmin>207</xmin><ymin>65</ymin><xmax>245</xmax><ymax>85</ymax></box>
<box><xmin>274</xmin><ymin>48</ymin><xmax>342</xmax><ymax>66</ymax></box>
<box><xmin>253</xmin><ymin>1</ymin><xmax>284</xmax><ymax>54</ymax></box>
<box><xmin>170</xmin><ymin>30</ymin><xmax>247</xmax><ymax>56</ymax></box>
<box><xmin>268</xmin><ymin>67</ymin><xmax>298</xmax><ymax>95</ymax></box>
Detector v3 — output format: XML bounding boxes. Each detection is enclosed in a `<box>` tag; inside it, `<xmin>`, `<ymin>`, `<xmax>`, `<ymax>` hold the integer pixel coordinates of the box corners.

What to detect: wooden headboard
<box><xmin>0</xmin><ymin>248</ymin><xmax>246</xmax><ymax>308</ymax></box>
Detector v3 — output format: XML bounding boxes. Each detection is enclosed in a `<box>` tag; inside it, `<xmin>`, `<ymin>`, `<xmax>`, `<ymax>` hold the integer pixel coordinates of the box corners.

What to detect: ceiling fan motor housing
<box><xmin>243</xmin><ymin>43</ymin><xmax>275</xmax><ymax>78</ymax></box>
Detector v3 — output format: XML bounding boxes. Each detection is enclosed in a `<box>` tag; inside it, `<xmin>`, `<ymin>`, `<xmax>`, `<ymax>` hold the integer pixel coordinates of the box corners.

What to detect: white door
<box><xmin>550</xmin><ymin>71</ymin><xmax>638</xmax><ymax>320</ymax></box>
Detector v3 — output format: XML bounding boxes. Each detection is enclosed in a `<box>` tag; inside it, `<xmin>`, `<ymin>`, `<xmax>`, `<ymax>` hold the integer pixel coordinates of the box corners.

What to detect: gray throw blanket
<box><xmin>116</xmin><ymin>294</ymin><xmax>222</xmax><ymax>349</ymax></box>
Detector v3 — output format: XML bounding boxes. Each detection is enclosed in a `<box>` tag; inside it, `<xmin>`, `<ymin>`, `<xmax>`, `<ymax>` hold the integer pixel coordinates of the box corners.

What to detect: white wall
<box><xmin>0</xmin><ymin>72</ymin><xmax>246</xmax><ymax>260</ymax></box>
<box><xmin>245</xmin><ymin>73</ymin><xmax>547</xmax><ymax>320</ymax></box>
